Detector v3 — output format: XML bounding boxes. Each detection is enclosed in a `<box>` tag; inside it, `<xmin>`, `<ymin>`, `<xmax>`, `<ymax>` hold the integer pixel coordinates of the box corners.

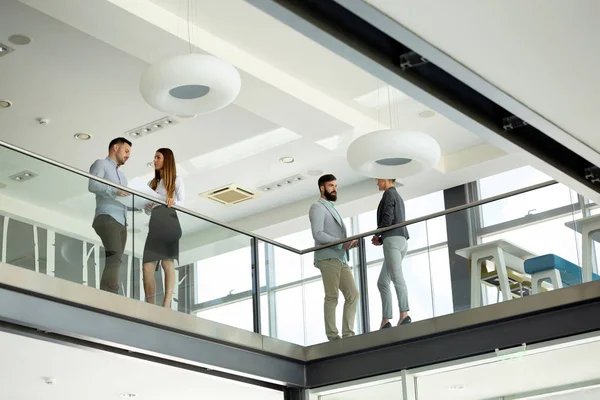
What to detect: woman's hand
<box><xmin>166</xmin><ymin>197</ymin><xmax>175</xmax><ymax>207</ymax></box>
<box><xmin>145</xmin><ymin>202</ymin><xmax>154</xmax><ymax>210</ymax></box>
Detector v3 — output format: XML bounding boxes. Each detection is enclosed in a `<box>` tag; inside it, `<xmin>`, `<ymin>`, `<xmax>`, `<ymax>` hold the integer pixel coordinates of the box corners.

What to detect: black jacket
<box><xmin>377</xmin><ymin>187</ymin><xmax>409</xmax><ymax>241</ymax></box>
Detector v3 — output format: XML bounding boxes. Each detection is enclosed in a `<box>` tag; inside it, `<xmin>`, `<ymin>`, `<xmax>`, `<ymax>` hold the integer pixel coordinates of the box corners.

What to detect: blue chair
<box><xmin>524</xmin><ymin>254</ymin><xmax>600</xmax><ymax>294</ymax></box>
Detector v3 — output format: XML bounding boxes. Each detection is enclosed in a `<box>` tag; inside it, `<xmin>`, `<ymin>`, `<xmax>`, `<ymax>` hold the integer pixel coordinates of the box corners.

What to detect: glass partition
<box><xmin>0</xmin><ymin>144</ymin><xmax>133</xmax><ymax>294</ymax></box>
<box><xmin>0</xmin><ymin>143</ymin><xmax>264</xmax><ymax>333</ymax></box>
<box><xmin>299</xmin><ymin>179</ymin><xmax>590</xmax><ymax>343</ymax></box>
<box><xmin>2</xmin><ymin>141</ymin><xmax>600</xmax><ymax>348</ymax></box>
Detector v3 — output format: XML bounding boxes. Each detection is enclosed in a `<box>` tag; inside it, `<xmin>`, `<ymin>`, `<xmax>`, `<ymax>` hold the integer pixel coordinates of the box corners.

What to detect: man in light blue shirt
<box><xmin>309</xmin><ymin>174</ymin><xmax>359</xmax><ymax>341</ymax></box>
<box><xmin>88</xmin><ymin>137</ymin><xmax>132</xmax><ymax>294</ymax></box>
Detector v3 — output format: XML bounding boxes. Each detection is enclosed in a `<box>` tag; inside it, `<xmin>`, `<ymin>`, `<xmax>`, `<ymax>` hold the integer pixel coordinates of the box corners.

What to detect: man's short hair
<box><xmin>388</xmin><ymin>178</ymin><xmax>396</xmax><ymax>183</ymax></box>
<box><xmin>318</xmin><ymin>174</ymin><xmax>337</xmax><ymax>189</ymax></box>
<box><xmin>108</xmin><ymin>137</ymin><xmax>132</xmax><ymax>152</ymax></box>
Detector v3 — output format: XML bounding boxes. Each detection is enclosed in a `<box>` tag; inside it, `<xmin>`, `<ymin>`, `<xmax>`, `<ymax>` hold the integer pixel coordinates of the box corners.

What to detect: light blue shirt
<box><xmin>88</xmin><ymin>157</ymin><xmax>128</xmax><ymax>226</ymax></box>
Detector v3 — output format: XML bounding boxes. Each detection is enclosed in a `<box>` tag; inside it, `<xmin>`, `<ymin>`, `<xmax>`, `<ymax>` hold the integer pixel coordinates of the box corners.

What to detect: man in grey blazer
<box><xmin>309</xmin><ymin>174</ymin><xmax>359</xmax><ymax>341</ymax></box>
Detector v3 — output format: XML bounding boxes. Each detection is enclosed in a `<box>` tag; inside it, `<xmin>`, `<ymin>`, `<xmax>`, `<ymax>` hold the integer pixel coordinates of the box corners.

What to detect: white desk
<box><xmin>565</xmin><ymin>214</ymin><xmax>600</xmax><ymax>282</ymax></box>
<box><xmin>456</xmin><ymin>240</ymin><xmax>536</xmax><ymax>308</ymax></box>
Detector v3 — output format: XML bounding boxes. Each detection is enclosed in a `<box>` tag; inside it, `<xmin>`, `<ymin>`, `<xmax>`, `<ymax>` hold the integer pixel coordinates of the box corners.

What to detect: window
<box><xmin>482</xmin><ymin>214</ymin><xmax>583</xmax><ymax>266</ymax></box>
<box><xmin>478</xmin><ymin>166</ymin><xmax>577</xmax><ymax>227</ymax></box>
<box><xmin>195</xmin><ymin>245</ymin><xmax>252</xmax><ymax>303</ymax></box>
<box><xmin>194</xmin><ymin>237</ymin><xmax>254</xmax><ymax>331</ymax></box>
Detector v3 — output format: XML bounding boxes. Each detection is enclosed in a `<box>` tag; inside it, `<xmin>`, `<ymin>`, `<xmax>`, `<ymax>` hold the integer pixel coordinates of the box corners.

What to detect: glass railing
<box><xmin>1</xmin><ymin>140</ymin><xmax>598</xmax><ymax>348</ymax></box>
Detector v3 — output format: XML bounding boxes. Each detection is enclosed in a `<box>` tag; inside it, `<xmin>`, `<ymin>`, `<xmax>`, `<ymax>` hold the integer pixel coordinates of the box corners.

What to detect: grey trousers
<box><xmin>92</xmin><ymin>215</ymin><xmax>127</xmax><ymax>294</ymax></box>
<box><xmin>377</xmin><ymin>235</ymin><xmax>409</xmax><ymax>319</ymax></box>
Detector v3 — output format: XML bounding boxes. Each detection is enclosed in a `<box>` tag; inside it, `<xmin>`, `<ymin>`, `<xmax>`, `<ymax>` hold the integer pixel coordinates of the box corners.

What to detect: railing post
<box><xmin>250</xmin><ymin>237</ymin><xmax>262</xmax><ymax>334</ymax></box>
<box><xmin>357</xmin><ymin>237</ymin><xmax>370</xmax><ymax>334</ymax></box>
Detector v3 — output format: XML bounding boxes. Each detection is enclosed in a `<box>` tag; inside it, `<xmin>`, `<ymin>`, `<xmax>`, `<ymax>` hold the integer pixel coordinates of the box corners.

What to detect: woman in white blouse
<box><xmin>142</xmin><ymin>148</ymin><xmax>185</xmax><ymax>308</ymax></box>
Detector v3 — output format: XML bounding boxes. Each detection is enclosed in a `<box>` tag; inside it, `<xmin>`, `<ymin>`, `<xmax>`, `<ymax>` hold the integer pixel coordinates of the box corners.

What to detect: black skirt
<box><xmin>142</xmin><ymin>206</ymin><xmax>182</xmax><ymax>264</ymax></box>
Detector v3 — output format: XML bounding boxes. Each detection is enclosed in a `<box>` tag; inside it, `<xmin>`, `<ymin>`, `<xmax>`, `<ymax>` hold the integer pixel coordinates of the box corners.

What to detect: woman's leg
<box><xmin>161</xmin><ymin>259</ymin><xmax>176</xmax><ymax>308</ymax></box>
<box><xmin>383</xmin><ymin>236</ymin><xmax>410</xmax><ymax>325</ymax></box>
<box><xmin>142</xmin><ymin>261</ymin><xmax>158</xmax><ymax>304</ymax></box>
<box><xmin>377</xmin><ymin>259</ymin><xmax>393</xmax><ymax>329</ymax></box>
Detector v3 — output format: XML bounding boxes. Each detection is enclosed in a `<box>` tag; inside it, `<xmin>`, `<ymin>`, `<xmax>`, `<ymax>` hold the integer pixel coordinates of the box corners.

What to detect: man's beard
<box><xmin>324</xmin><ymin>190</ymin><xmax>337</xmax><ymax>202</ymax></box>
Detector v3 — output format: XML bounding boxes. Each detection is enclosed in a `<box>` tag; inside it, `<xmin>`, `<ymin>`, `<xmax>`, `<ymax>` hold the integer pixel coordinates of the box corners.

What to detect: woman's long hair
<box><xmin>150</xmin><ymin>148</ymin><xmax>177</xmax><ymax>199</ymax></box>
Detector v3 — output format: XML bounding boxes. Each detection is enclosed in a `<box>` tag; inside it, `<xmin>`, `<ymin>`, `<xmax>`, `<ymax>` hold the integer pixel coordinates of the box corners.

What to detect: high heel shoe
<box><xmin>399</xmin><ymin>316</ymin><xmax>412</xmax><ymax>326</ymax></box>
<box><xmin>380</xmin><ymin>322</ymin><xmax>392</xmax><ymax>330</ymax></box>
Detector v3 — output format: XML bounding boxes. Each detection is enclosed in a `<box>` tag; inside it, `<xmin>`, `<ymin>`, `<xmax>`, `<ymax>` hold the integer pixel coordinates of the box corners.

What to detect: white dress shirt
<box><xmin>147</xmin><ymin>176</ymin><xmax>185</xmax><ymax>209</ymax></box>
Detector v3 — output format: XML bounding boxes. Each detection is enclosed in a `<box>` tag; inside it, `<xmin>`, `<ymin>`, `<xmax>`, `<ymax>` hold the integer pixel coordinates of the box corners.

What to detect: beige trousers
<box><xmin>317</xmin><ymin>258</ymin><xmax>359</xmax><ymax>340</ymax></box>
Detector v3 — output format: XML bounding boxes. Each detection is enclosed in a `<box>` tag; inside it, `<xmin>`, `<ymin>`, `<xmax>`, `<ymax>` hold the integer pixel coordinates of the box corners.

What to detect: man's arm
<box><xmin>309</xmin><ymin>203</ymin><xmax>342</xmax><ymax>247</ymax></box>
<box><xmin>88</xmin><ymin>160</ymin><xmax>116</xmax><ymax>197</ymax></box>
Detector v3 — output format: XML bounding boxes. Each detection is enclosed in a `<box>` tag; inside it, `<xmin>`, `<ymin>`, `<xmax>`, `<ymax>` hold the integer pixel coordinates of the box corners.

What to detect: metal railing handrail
<box><xmin>299</xmin><ymin>180</ymin><xmax>557</xmax><ymax>254</ymax></box>
<box><xmin>0</xmin><ymin>140</ymin><xmax>302</xmax><ymax>254</ymax></box>
<box><xmin>1</xmin><ymin>140</ymin><xmax>557</xmax><ymax>255</ymax></box>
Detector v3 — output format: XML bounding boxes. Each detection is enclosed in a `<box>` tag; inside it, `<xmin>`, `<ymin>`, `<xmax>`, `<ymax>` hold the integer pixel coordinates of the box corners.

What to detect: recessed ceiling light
<box><xmin>0</xmin><ymin>100</ymin><xmax>12</xmax><ymax>109</ymax></box>
<box><xmin>10</xmin><ymin>170</ymin><xmax>37</xmax><ymax>182</ymax></box>
<box><xmin>448</xmin><ymin>385</ymin><xmax>465</xmax><ymax>390</ymax></box>
<box><xmin>418</xmin><ymin>110</ymin><xmax>436</xmax><ymax>118</ymax></box>
<box><xmin>8</xmin><ymin>34</ymin><xmax>32</xmax><ymax>46</ymax></box>
<box><xmin>146</xmin><ymin>161</ymin><xmax>153</xmax><ymax>168</ymax></box>
<box><xmin>0</xmin><ymin>42</ymin><xmax>14</xmax><ymax>57</ymax></box>
<box><xmin>120</xmin><ymin>394</ymin><xmax>137</xmax><ymax>398</ymax></box>
<box><xmin>279</xmin><ymin>156</ymin><xmax>294</xmax><ymax>164</ymax></box>
<box><xmin>307</xmin><ymin>169</ymin><xmax>323</xmax><ymax>177</ymax></box>
<box><xmin>74</xmin><ymin>133</ymin><xmax>92</xmax><ymax>140</ymax></box>
<box><xmin>142</xmin><ymin>128</ymin><xmax>151</xmax><ymax>133</ymax></box>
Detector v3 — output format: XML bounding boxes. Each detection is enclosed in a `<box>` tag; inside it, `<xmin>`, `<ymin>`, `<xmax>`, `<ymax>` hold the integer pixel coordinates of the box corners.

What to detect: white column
<box><xmin>33</xmin><ymin>225</ymin><xmax>40</xmax><ymax>273</ymax></box>
<box><xmin>172</xmin><ymin>267</ymin><xmax>180</xmax><ymax>311</ymax></box>
<box><xmin>1</xmin><ymin>216</ymin><xmax>9</xmax><ymax>263</ymax></box>
<box><xmin>401</xmin><ymin>370</ymin><xmax>417</xmax><ymax>400</ymax></box>
<box><xmin>46</xmin><ymin>230</ymin><xmax>55</xmax><ymax>277</ymax></box>
<box><xmin>83</xmin><ymin>242</ymin><xmax>95</xmax><ymax>286</ymax></box>
<box><xmin>126</xmin><ymin>255</ymin><xmax>132</xmax><ymax>298</ymax></box>
<box><xmin>94</xmin><ymin>245</ymin><xmax>100</xmax><ymax>288</ymax></box>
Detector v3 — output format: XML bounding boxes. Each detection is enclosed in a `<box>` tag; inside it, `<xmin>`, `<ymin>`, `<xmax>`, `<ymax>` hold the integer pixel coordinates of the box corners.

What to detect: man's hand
<box><xmin>342</xmin><ymin>239</ymin><xmax>358</xmax><ymax>249</ymax></box>
<box><xmin>116</xmin><ymin>190</ymin><xmax>130</xmax><ymax>197</ymax></box>
<box><xmin>371</xmin><ymin>236</ymin><xmax>382</xmax><ymax>246</ymax></box>
<box><xmin>145</xmin><ymin>202</ymin><xmax>154</xmax><ymax>211</ymax></box>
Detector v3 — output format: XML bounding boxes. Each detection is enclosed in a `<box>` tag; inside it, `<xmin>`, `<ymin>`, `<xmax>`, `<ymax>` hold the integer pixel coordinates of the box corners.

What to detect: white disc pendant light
<box><xmin>346</xmin><ymin>129</ymin><xmax>441</xmax><ymax>179</ymax></box>
<box><xmin>140</xmin><ymin>54</ymin><xmax>241</xmax><ymax>115</ymax></box>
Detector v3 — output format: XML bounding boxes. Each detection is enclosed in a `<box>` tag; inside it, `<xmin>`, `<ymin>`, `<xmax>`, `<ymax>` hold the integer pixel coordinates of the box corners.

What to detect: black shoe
<box><xmin>400</xmin><ymin>316</ymin><xmax>412</xmax><ymax>325</ymax></box>
<box><xmin>380</xmin><ymin>322</ymin><xmax>392</xmax><ymax>330</ymax></box>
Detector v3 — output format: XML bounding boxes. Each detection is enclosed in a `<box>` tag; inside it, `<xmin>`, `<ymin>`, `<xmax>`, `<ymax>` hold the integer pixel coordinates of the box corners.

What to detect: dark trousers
<box><xmin>92</xmin><ymin>215</ymin><xmax>127</xmax><ymax>294</ymax></box>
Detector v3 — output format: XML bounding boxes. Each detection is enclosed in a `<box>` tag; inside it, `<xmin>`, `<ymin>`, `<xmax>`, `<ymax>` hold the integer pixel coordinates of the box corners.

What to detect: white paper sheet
<box><xmin>116</xmin><ymin>178</ymin><xmax>161</xmax><ymax>209</ymax></box>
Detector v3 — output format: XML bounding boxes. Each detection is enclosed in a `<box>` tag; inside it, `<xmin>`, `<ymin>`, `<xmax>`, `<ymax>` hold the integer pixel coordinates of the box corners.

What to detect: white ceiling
<box><xmin>366</xmin><ymin>0</ymin><xmax>600</xmax><ymax>155</ymax></box>
<box><xmin>0</xmin><ymin>0</ymin><xmax>521</xmax><ymax>239</ymax></box>
<box><xmin>0</xmin><ymin>329</ymin><xmax>281</xmax><ymax>400</ymax></box>
<box><xmin>319</xmin><ymin>336</ymin><xmax>600</xmax><ymax>400</ymax></box>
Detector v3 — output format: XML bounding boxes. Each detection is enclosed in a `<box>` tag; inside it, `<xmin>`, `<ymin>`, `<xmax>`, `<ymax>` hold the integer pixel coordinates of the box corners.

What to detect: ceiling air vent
<box><xmin>258</xmin><ymin>174</ymin><xmax>305</xmax><ymax>192</ymax></box>
<box><xmin>200</xmin><ymin>184</ymin><xmax>259</xmax><ymax>205</ymax></box>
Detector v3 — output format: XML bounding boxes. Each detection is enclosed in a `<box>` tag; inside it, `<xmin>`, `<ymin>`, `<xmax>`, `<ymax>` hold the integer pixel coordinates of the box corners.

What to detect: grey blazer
<box><xmin>309</xmin><ymin>198</ymin><xmax>349</xmax><ymax>264</ymax></box>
